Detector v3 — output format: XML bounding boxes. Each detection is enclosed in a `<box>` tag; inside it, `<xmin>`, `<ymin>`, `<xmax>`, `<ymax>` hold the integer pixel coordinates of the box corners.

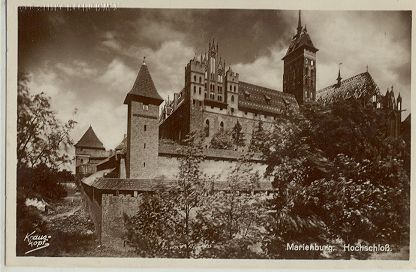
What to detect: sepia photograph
<box><xmin>6</xmin><ymin>0</ymin><xmax>414</xmax><ymax>267</ymax></box>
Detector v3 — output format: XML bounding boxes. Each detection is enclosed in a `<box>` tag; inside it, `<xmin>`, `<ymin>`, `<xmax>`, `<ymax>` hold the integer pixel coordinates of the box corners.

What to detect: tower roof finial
<box><xmin>337</xmin><ymin>62</ymin><xmax>343</xmax><ymax>86</ymax></box>
<box><xmin>297</xmin><ymin>10</ymin><xmax>302</xmax><ymax>34</ymax></box>
<box><xmin>143</xmin><ymin>56</ymin><xmax>146</xmax><ymax>66</ymax></box>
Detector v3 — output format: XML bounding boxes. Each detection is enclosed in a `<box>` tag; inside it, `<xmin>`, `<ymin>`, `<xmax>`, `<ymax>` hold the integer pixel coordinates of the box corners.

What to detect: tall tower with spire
<box><xmin>282</xmin><ymin>10</ymin><xmax>319</xmax><ymax>104</ymax></box>
<box><xmin>124</xmin><ymin>58</ymin><xmax>163</xmax><ymax>179</ymax></box>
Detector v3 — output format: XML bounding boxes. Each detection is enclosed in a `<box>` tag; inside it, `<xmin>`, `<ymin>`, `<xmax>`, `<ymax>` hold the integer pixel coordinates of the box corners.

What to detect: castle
<box><xmin>75</xmin><ymin>11</ymin><xmax>403</xmax><ymax>178</ymax></box>
<box><xmin>76</xmin><ymin>11</ymin><xmax>405</xmax><ymax>249</ymax></box>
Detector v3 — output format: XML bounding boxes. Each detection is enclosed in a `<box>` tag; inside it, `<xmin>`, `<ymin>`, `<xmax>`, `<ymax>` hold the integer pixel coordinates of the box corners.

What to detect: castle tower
<box><xmin>123</xmin><ymin>59</ymin><xmax>163</xmax><ymax>179</ymax></box>
<box><xmin>226</xmin><ymin>66</ymin><xmax>239</xmax><ymax>115</ymax></box>
<box><xmin>282</xmin><ymin>10</ymin><xmax>318</xmax><ymax>104</ymax></box>
<box><xmin>75</xmin><ymin>125</ymin><xmax>108</xmax><ymax>176</ymax></box>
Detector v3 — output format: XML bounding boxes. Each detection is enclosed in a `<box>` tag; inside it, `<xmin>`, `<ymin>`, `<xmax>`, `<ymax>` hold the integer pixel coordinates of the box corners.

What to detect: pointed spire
<box><xmin>124</xmin><ymin>59</ymin><xmax>163</xmax><ymax>105</ymax></box>
<box><xmin>337</xmin><ymin>62</ymin><xmax>342</xmax><ymax>86</ymax></box>
<box><xmin>75</xmin><ymin>126</ymin><xmax>105</xmax><ymax>149</ymax></box>
<box><xmin>297</xmin><ymin>10</ymin><xmax>302</xmax><ymax>34</ymax></box>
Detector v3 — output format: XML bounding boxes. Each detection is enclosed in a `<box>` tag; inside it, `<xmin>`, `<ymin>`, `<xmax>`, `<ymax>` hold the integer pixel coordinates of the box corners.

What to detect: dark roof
<box><xmin>282</xmin><ymin>29</ymin><xmax>318</xmax><ymax>60</ymax></box>
<box><xmin>85</xmin><ymin>178</ymin><xmax>275</xmax><ymax>192</ymax></box>
<box><xmin>75</xmin><ymin>126</ymin><xmax>105</xmax><ymax>149</ymax></box>
<box><xmin>238</xmin><ymin>81</ymin><xmax>298</xmax><ymax>115</ymax></box>
<box><xmin>317</xmin><ymin>72</ymin><xmax>380</xmax><ymax>104</ymax></box>
<box><xmin>124</xmin><ymin>63</ymin><xmax>163</xmax><ymax>105</ymax></box>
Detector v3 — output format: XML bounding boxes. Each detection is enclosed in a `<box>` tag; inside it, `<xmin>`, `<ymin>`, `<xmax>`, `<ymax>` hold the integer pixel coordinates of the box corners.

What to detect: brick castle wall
<box><xmin>101</xmin><ymin>194</ymin><xmax>143</xmax><ymax>251</ymax></box>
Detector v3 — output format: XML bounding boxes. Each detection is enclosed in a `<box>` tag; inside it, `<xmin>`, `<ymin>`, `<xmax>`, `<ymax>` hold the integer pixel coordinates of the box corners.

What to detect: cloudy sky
<box><xmin>18</xmin><ymin>8</ymin><xmax>411</xmax><ymax>150</ymax></box>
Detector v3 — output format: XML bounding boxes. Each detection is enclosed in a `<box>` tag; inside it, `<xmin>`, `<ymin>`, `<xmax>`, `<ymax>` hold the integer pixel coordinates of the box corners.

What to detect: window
<box><xmin>194</xmin><ymin>75</ymin><xmax>196</xmax><ymax>82</ymax></box>
<box><xmin>193</xmin><ymin>86</ymin><xmax>196</xmax><ymax>94</ymax></box>
<box><xmin>193</xmin><ymin>99</ymin><xmax>196</xmax><ymax>106</ymax></box>
<box><xmin>254</xmin><ymin>113</ymin><xmax>257</xmax><ymax>117</ymax></box>
<box><xmin>143</xmin><ymin>103</ymin><xmax>149</xmax><ymax>110</ymax></box>
<box><xmin>231</xmin><ymin>108</ymin><xmax>235</xmax><ymax>114</ymax></box>
<box><xmin>220</xmin><ymin>121</ymin><xmax>224</xmax><ymax>131</ymax></box>
<box><xmin>218</xmin><ymin>95</ymin><xmax>222</xmax><ymax>101</ymax></box>
<box><xmin>245</xmin><ymin>112</ymin><xmax>248</xmax><ymax>115</ymax></box>
<box><xmin>199</xmin><ymin>77</ymin><xmax>202</xmax><ymax>83</ymax></box>
<box><xmin>205</xmin><ymin>92</ymin><xmax>207</xmax><ymax>98</ymax></box>
<box><xmin>143</xmin><ymin>162</ymin><xmax>146</xmax><ymax>167</ymax></box>
<box><xmin>199</xmin><ymin>87</ymin><xmax>201</xmax><ymax>95</ymax></box>
<box><xmin>231</xmin><ymin>95</ymin><xmax>234</xmax><ymax>103</ymax></box>
<box><xmin>144</xmin><ymin>125</ymin><xmax>147</xmax><ymax>131</ymax></box>
<box><xmin>230</xmin><ymin>85</ymin><xmax>232</xmax><ymax>91</ymax></box>
<box><xmin>144</xmin><ymin>143</ymin><xmax>146</xmax><ymax>149</ymax></box>
<box><xmin>234</xmin><ymin>86</ymin><xmax>236</xmax><ymax>92</ymax></box>
<box><xmin>205</xmin><ymin>119</ymin><xmax>210</xmax><ymax>137</ymax></box>
<box><xmin>199</xmin><ymin>101</ymin><xmax>202</xmax><ymax>107</ymax></box>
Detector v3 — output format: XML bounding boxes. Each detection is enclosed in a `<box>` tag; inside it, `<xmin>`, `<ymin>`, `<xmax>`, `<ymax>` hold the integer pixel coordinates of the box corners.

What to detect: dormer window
<box><xmin>244</xmin><ymin>90</ymin><xmax>250</xmax><ymax>100</ymax></box>
<box><xmin>372</xmin><ymin>94</ymin><xmax>377</xmax><ymax>103</ymax></box>
<box><xmin>398</xmin><ymin>101</ymin><xmax>401</xmax><ymax>111</ymax></box>
<box><xmin>143</xmin><ymin>103</ymin><xmax>149</xmax><ymax>110</ymax></box>
<box><xmin>264</xmin><ymin>95</ymin><xmax>271</xmax><ymax>104</ymax></box>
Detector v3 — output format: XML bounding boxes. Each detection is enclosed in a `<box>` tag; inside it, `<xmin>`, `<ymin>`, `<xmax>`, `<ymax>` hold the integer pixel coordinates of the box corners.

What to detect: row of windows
<box><xmin>193</xmin><ymin>75</ymin><xmax>203</xmax><ymax>83</ymax></box>
<box><xmin>192</xmin><ymin>99</ymin><xmax>203</xmax><ymax>107</ymax></box>
<box><xmin>229</xmin><ymin>85</ymin><xmax>237</xmax><ymax>92</ymax></box>
<box><xmin>193</xmin><ymin>86</ymin><xmax>202</xmax><ymax>95</ymax></box>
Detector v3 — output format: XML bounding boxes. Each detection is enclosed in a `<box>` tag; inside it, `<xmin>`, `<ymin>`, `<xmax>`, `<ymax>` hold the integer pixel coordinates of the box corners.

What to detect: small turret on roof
<box><xmin>75</xmin><ymin>125</ymin><xmax>105</xmax><ymax>150</ymax></box>
<box><xmin>124</xmin><ymin>58</ymin><xmax>164</xmax><ymax>105</ymax></box>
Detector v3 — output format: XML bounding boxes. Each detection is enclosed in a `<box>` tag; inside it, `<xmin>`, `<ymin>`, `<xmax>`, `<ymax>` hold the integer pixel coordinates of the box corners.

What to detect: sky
<box><xmin>18</xmin><ymin>8</ymin><xmax>411</xmax><ymax>151</ymax></box>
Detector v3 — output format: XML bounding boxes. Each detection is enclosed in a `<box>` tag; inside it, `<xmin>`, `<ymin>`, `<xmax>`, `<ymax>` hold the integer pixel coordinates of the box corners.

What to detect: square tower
<box><xmin>282</xmin><ymin>11</ymin><xmax>318</xmax><ymax>105</ymax></box>
<box><xmin>124</xmin><ymin>60</ymin><xmax>163</xmax><ymax>179</ymax></box>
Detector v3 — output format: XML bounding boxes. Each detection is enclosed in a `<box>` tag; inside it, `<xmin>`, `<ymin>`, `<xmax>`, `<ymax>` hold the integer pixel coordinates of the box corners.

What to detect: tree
<box><xmin>249</xmin><ymin>120</ymin><xmax>268</xmax><ymax>153</ymax></box>
<box><xmin>17</xmin><ymin>72</ymin><xmax>76</xmax><ymax>170</ymax></box>
<box><xmin>210</xmin><ymin>129</ymin><xmax>233</xmax><ymax>150</ymax></box>
<box><xmin>16</xmin><ymin>72</ymin><xmax>77</xmax><ymax>255</ymax></box>
<box><xmin>196</xmin><ymin>154</ymin><xmax>269</xmax><ymax>258</ymax></box>
<box><xmin>231</xmin><ymin>121</ymin><xmax>246</xmax><ymax>148</ymax></box>
<box><xmin>125</xmin><ymin>131</ymin><xmax>210</xmax><ymax>258</ymax></box>
<box><xmin>263</xmin><ymin>100</ymin><xmax>409</xmax><ymax>259</ymax></box>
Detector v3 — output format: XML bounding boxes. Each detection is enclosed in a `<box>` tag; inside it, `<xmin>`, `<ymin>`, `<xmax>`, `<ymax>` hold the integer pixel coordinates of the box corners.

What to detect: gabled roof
<box><xmin>124</xmin><ymin>63</ymin><xmax>163</xmax><ymax>105</ymax></box>
<box><xmin>238</xmin><ymin>81</ymin><xmax>298</xmax><ymax>115</ymax></box>
<box><xmin>282</xmin><ymin>29</ymin><xmax>318</xmax><ymax>60</ymax></box>
<box><xmin>317</xmin><ymin>72</ymin><xmax>380</xmax><ymax>104</ymax></box>
<box><xmin>75</xmin><ymin>126</ymin><xmax>105</xmax><ymax>149</ymax></box>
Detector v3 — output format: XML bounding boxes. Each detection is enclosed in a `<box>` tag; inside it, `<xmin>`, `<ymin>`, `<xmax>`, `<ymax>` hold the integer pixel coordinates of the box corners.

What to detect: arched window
<box><xmin>220</xmin><ymin>121</ymin><xmax>224</xmax><ymax>131</ymax></box>
<box><xmin>205</xmin><ymin>119</ymin><xmax>210</xmax><ymax>137</ymax></box>
<box><xmin>231</xmin><ymin>95</ymin><xmax>234</xmax><ymax>103</ymax></box>
<box><xmin>194</xmin><ymin>75</ymin><xmax>196</xmax><ymax>82</ymax></box>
